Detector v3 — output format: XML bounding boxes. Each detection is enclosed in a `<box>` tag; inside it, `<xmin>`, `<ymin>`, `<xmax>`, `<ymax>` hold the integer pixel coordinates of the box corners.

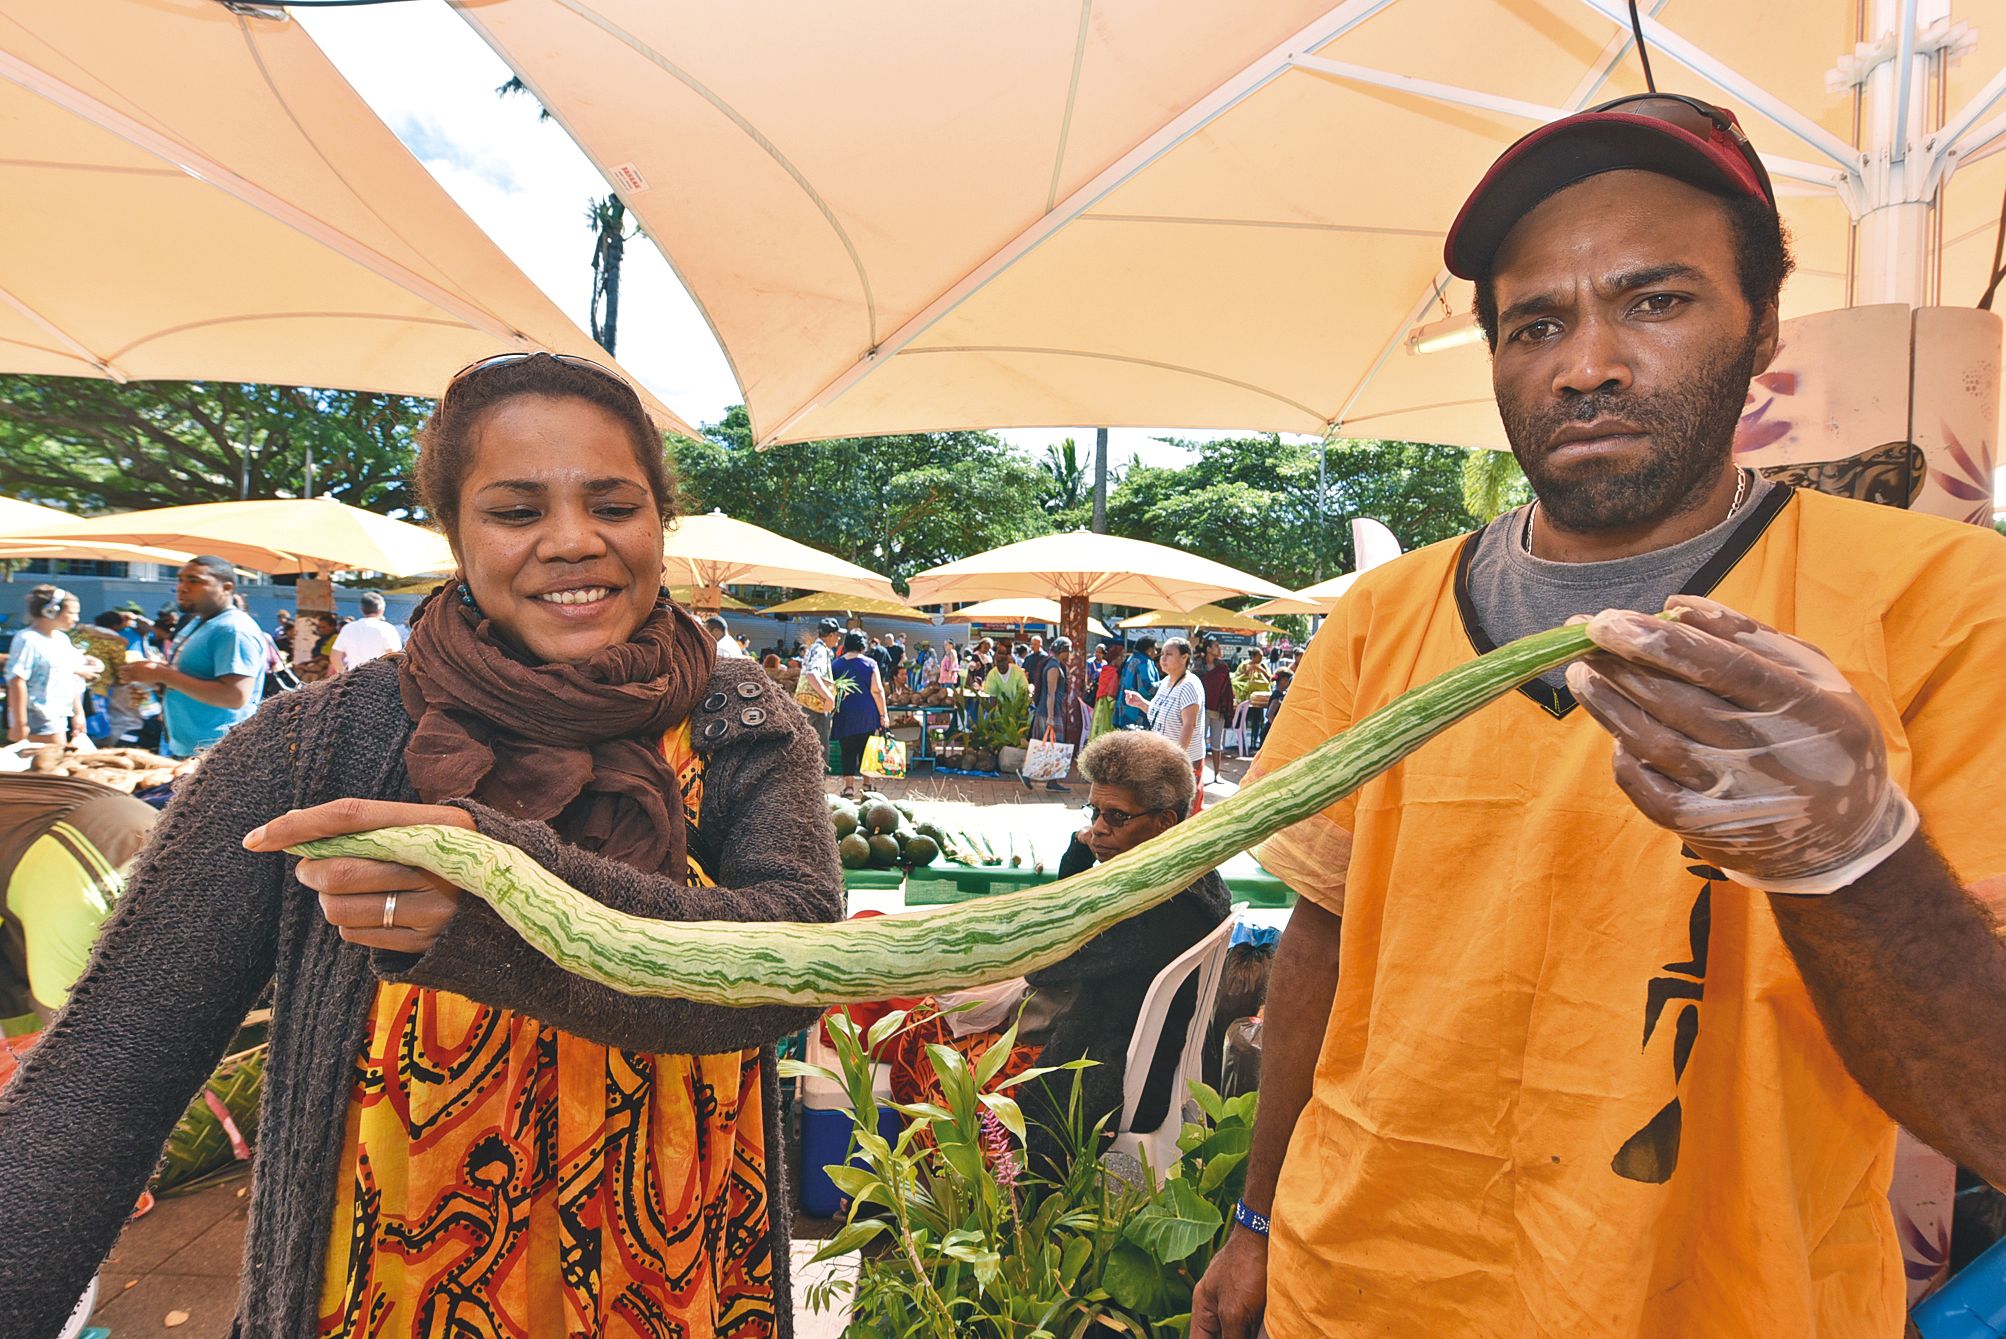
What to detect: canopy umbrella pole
<box><xmin>1059</xmin><ymin>593</ymin><xmax>1090</xmax><ymax>713</ymax></box>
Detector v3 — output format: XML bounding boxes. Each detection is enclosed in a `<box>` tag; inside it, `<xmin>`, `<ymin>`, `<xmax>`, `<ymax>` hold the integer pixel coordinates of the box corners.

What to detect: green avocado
<box><xmin>837</xmin><ymin>834</ymin><xmax>872</xmax><ymax>869</ymax></box>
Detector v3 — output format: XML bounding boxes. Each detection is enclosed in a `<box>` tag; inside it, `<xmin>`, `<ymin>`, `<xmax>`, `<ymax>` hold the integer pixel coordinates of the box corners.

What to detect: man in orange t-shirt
<box><xmin>1192</xmin><ymin>96</ymin><xmax>2006</xmax><ymax>1339</ymax></box>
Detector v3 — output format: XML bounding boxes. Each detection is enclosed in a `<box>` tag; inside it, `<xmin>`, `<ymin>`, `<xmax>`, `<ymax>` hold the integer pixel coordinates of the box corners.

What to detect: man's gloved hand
<box><xmin>1563</xmin><ymin>594</ymin><xmax>1918</xmax><ymax>895</ymax></box>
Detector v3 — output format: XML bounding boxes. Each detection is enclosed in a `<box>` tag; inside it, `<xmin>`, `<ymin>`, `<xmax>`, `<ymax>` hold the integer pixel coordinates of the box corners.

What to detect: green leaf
<box><xmin>775</xmin><ymin>1058</ymin><xmax>838</xmax><ymax>1085</ymax></box>
<box><xmin>980</xmin><ymin>1093</ymin><xmax>1027</xmax><ymax>1144</ymax></box>
<box><xmin>1197</xmin><ymin>1149</ymin><xmax>1248</xmax><ymax>1197</ymax></box>
<box><xmin>1059</xmin><ymin>1236</ymin><xmax>1092</xmax><ymax>1288</ymax></box>
<box><xmin>824</xmin><ymin>1165</ymin><xmax>882</xmax><ymax>1201</ymax></box>
<box><xmin>973</xmin><ymin>1017</ymin><xmax>1023</xmax><ymax>1089</ymax></box>
<box><xmin>1122</xmin><ymin>1177</ymin><xmax>1223</xmax><ymax>1265</ymax></box>
<box><xmin>925</xmin><ymin>1043</ymin><xmax>980</xmax><ymax>1126</ymax></box>
<box><xmin>1187</xmin><ymin>1080</ymin><xmax>1226</xmax><ymax>1124</ymax></box>
<box><xmin>866</xmin><ymin>1008</ymin><xmax>911</xmax><ymax>1053</ymax></box>
<box><xmin>811</xmin><ymin>1217</ymin><xmax>887</xmax><ymax>1261</ymax></box>
<box><xmin>1100</xmin><ymin>1238</ymin><xmax>1190</xmax><ymax>1314</ymax></box>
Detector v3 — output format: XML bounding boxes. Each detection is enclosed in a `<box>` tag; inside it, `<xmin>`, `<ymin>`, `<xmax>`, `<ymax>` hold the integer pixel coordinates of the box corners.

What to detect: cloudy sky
<box><xmin>296</xmin><ymin>1</ymin><xmax>1208</xmax><ymax>475</ymax></box>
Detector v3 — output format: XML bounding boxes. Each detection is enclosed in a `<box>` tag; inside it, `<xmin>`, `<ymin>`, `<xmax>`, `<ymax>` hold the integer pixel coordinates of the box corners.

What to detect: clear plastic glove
<box><xmin>1563</xmin><ymin>594</ymin><xmax>1918</xmax><ymax>896</ymax></box>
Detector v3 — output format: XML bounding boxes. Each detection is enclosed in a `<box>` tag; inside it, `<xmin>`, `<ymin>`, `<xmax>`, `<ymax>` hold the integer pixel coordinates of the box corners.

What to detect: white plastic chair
<box><xmin>1106</xmin><ymin>914</ymin><xmax>1239</xmax><ymax>1181</ymax></box>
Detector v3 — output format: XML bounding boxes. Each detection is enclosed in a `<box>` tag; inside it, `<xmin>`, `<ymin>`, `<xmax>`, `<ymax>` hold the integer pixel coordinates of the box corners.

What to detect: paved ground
<box><xmin>82</xmin><ymin>753</ymin><xmax>1259</xmax><ymax>1335</ymax></box>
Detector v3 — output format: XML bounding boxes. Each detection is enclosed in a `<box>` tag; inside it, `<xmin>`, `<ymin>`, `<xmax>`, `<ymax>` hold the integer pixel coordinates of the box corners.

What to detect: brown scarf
<box><xmin>398</xmin><ymin>584</ymin><xmax>717</xmax><ymax>882</ymax></box>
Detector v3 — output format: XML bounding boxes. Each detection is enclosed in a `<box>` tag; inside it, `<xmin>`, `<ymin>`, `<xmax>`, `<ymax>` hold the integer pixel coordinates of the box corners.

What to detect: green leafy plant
<box><xmin>781</xmin><ymin>1008</ymin><xmax>1259</xmax><ymax>1336</ymax></box>
<box><xmin>970</xmin><ymin>666</ymin><xmax>1031</xmax><ymax>752</ymax></box>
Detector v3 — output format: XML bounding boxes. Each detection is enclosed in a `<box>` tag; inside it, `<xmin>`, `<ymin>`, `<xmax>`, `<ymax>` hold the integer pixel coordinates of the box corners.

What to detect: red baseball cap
<box><xmin>1445</xmin><ymin>93</ymin><xmax>1776</xmax><ymax>281</ymax></box>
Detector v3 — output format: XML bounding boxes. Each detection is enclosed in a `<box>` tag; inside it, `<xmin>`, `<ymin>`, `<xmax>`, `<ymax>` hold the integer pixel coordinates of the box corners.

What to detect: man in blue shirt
<box><xmin>123</xmin><ymin>557</ymin><xmax>266</xmax><ymax>757</ymax></box>
<box><xmin>1115</xmin><ymin>636</ymin><xmax>1160</xmax><ymax>729</ymax></box>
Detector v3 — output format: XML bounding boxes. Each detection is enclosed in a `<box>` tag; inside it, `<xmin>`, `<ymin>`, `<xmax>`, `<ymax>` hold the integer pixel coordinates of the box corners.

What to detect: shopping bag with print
<box><xmin>862</xmin><ymin>733</ymin><xmax>908</xmax><ymax>779</ymax></box>
<box><xmin>1021</xmin><ymin>724</ymin><xmax>1075</xmax><ymax>782</ymax></box>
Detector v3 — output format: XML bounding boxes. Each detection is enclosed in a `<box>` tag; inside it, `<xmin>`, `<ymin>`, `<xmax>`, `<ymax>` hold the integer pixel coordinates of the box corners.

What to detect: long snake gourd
<box><xmin>290</xmin><ymin>623</ymin><xmax>1602</xmax><ymax>1006</ymax></box>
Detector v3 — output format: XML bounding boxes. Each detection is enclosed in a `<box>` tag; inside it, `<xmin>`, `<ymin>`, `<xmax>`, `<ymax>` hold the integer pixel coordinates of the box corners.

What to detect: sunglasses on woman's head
<box><xmin>443</xmin><ymin>351</ymin><xmax>636</xmax><ymax>398</ymax></box>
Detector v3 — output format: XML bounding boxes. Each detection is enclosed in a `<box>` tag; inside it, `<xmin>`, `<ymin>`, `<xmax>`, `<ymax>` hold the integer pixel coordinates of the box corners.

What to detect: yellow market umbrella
<box><xmin>907</xmin><ymin>532</ymin><xmax>1287</xmax><ymax>609</ymax></box>
<box><xmin>0</xmin><ymin>497</ymin><xmax>453</xmax><ymax>576</ymax></box>
<box><xmin>0</xmin><ymin>538</ymin><xmax>196</xmax><ymax>567</ymax></box>
<box><xmin>0</xmin><ymin>498</ymin><xmax>72</xmax><ymax>531</ymax></box>
<box><xmin>447</xmin><ymin>1</ymin><xmax>1993</xmax><ymax>449</ymax></box>
<box><xmin>1248</xmin><ymin>571</ymin><xmax>1359</xmax><ymax>616</ymax></box>
<box><xmin>760</xmin><ymin>592</ymin><xmax>930</xmax><ymax>620</ymax></box>
<box><xmin>661</xmin><ymin>512</ymin><xmax>899</xmax><ymax>607</ymax></box>
<box><xmin>1246</xmin><ymin>520</ymin><xmax>1396</xmax><ymax>614</ymax></box>
<box><xmin>0</xmin><ymin>0</ymin><xmax>692</xmax><ymax>435</ymax></box>
<box><xmin>945</xmin><ymin>599</ymin><xmax>1111</xmax><ymax>639</ymax></box>
<box><xmin>1119</xmin><ymin>603</ymin><xmax>1283</xmax><ymax>636</ymax></box>
<box><xmin>672</xmin><ymin>586</ymin><xmax>750</xmax><ymax>611</ymax></box>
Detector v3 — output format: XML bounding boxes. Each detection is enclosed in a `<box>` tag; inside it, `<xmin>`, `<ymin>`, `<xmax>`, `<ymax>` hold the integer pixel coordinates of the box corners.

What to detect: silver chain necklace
<box><xmin>1521</xmin><ymin>467</ymin><xmax>1750</xmax><ymax>556</ymax></box>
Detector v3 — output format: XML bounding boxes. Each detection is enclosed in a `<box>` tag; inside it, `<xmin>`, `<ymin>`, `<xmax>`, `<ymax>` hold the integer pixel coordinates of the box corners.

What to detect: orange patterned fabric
<box><xmin>317</xmin><ymin>724</ymin><xmax>775</xmax><ymax>1338</ymax></box>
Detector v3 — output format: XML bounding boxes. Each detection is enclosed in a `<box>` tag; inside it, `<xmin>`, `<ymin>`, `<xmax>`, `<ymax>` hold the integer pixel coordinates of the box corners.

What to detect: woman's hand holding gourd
<box><xmin>245</xmin><ymin>799</ymin><xmax>476</xmax><ymax>953</ymax></box>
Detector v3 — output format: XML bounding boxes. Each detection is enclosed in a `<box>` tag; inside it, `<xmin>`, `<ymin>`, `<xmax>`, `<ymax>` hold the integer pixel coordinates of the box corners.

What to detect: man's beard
<box><xmin>1498</xmin><ymin>330</ymin><xmax>1760</xmax><ymax>533</ymax></box>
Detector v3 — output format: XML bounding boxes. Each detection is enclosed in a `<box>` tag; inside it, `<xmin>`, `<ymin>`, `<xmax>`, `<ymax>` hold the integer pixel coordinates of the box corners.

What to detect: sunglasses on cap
<box><xmin>1583</xmin><ymin>92</ymin><xmax>1776</xmax><ymax>206</ymax></box>
<box><xmin>443</xmin><ymin>350</ymin><xmax>637</xmax><ymax>397</ymax></box>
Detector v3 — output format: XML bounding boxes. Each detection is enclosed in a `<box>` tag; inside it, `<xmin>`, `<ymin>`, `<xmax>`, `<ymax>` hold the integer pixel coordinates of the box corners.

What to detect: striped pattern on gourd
<box><xmin>290</xmin><ymin>624</ymin><xmax>1601</xmax><ymax>1006</ymax></box>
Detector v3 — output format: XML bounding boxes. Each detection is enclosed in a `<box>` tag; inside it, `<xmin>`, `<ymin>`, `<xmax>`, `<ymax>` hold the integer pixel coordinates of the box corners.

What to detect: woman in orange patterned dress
<box><xmin>0</xmin><ymin>354</ymin><xmax>841</xmax><ymax>1338</ymax></box>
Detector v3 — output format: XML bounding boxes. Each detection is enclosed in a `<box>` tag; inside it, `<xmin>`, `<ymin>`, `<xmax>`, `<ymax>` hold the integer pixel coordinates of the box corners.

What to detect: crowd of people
<box><xmin>2</xmin><ymin>568</ymin><xmax>405</xmax><ymax>761</ymax></box>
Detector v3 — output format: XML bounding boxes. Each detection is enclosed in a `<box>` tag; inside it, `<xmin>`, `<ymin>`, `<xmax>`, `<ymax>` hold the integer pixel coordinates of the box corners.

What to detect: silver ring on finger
<box><xmin>381</xmin><ymin>891</ymin><xmax>398</xmax><ymax>931</ymax></box>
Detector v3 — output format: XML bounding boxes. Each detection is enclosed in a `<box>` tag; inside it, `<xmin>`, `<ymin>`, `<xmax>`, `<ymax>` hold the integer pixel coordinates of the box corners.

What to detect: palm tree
<box><xmin>498</xmin><ymin>77</ymin><xmax>631</xmax><ymax>355</ymax></box>
<box><xmin>1462</xmin><ymin>449</ymin><xmax>1531</xmax><ymax>523</ymax></box>
<box><xmin>1041</xmin><ymin>438</ymin><xmax>1089</xmax><ymax>514</ymax></box>
<box><xmin>585</xmin><ymin>196</ymin><xmax>630</xmax><ymax>355</ymax></box>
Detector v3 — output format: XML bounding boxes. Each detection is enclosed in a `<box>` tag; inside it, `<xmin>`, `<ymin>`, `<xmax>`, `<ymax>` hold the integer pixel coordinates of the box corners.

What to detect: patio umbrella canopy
<box><xmin>760</xmin><ymin>592</ymin><xmax>931</xmax><ymax>620</ymax></box>
<box><xmin>906</xmin><ymin>531</ymin><xmax>1287</xmax><ymax>609</ymax></box>
<box><xmin>0</xmin><ymin>0</ymin><xmax>691</xmax><ymax>433</ymax></box>
<box><xmin>671</xmin><ymin>586</ymin><xmax>750</xmax><ymax>611</ymax></box>
<box><xmin>1248</xmin><ymin>571</ymin><xmax>1360</xmax><ymax>616</ymax></box>
<box><xmin>944</xmin><ymin>598</ymin><xmax>1111</xmax><ymax>639</ymax></box>
<box><xmin>0</xmin><ymin>538</ymin><xmax>196</xmax><ymax>567</ymax></box>
<box><xmin>449</xmin><ymin>0</ymin><xmax>2006</xmax><ymax>449</ymax></box>
<box><xmin>1119</xmin><ymin>603</ymin><xmax>1284</xmax><ymax>636</ymax></box>
<box><xmin>661</xmin><ymin>512</ymin><xmax>899</xmax><ymax>604</ymax></box>
<box><xmin>0</xmin><ymin>498</ymin><xmax>453</xmax><ymax>576</ymax></box>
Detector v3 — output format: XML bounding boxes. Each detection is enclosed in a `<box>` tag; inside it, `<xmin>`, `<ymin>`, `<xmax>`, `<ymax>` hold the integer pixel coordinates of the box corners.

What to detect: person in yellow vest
<box><xmin>1192</xmin><ymin>96</ymin><xmax>2006</xmax><ymax>1339</ymax></box>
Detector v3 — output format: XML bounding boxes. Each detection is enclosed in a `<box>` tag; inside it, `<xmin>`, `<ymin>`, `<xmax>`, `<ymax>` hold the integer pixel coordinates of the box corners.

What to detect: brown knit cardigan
<box><xmin>0</xmin><ymin>655</ymin><xmax>842</xmax><ymax>1338</ymax></box>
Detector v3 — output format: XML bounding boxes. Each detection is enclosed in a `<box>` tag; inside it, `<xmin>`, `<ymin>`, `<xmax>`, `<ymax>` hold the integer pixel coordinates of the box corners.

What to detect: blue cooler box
<box><xmin>797</xmin><ymin>1034</ymin><xmax>902</xmax><ymax>1219</ymax></box>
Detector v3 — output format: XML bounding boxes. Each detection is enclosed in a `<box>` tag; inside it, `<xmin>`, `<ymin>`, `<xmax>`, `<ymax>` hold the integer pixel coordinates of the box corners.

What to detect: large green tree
<box><xmin>1103</xmin><ymin>434</ymin><xmax>1480</xmax><ymax>590</ymax></box>
<box><xmin>672</xmin><ymin>407</ymin><xmax>1053</xmax><ymax>583</ymax></box>
<box><xmin>0</xmin><ymin>376</ymin><xmax>426</xmax><ymax>515</ymax></box>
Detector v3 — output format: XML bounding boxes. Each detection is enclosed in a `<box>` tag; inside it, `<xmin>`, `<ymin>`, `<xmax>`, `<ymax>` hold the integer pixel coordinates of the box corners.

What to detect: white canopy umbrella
<box><xmin>1249</xmin><ymin>517</ymin><xmax>1402</xmax><ymax>614</ymax></box>
<box><xmin>449</xmin><ymin>0</ymin><xmax>2006</xmax><ymax>448</ymax></box>
<box><xmin>943</xmin><ymin>598</ymin><xmax>1112</xmax><ymax>639</ymax></box>
<box><xmin>661</xmin><ymin>512</ymin><xmax>900</xmax><ymax>609</ymax></box>
<box><xmin>907</xmin><ymin>531</ymin><xmax>1288</xmax><ymax>609</ymax></box>
<box><xmin>0</xmin><ymin>0</ymin><xmax>692</xmax><ymax>434</ymax></box>
<box><xmin>0</xmin><ymin>497</ymin><xmax>453</xmax><ymax>577</ymax></box>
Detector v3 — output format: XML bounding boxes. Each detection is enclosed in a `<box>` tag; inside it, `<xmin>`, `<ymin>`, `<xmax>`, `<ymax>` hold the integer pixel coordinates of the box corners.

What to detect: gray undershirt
<box><xmin>1463</xmin><ymin>473</ymin><xmax>1776</xmax><ymax>688</ymax></box>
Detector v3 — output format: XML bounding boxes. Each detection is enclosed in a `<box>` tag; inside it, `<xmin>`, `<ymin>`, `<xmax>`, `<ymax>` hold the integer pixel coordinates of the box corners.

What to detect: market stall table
<box><xmin>839</xmin><ymin>800</ymin><xmax>1299</xmax><ymax>910</ymax></box>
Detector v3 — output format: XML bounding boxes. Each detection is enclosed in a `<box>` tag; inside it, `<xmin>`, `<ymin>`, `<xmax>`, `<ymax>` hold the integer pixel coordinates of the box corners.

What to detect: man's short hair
<box><xmin>359</xmin><ymin>591</ymin><xmax>386</xmax><ymax>616</ymax></box>
<box><xmin>186</xmin><ymin>555</ymin><xmax>238</xmax><ymax>585</ymax></box>
<box><xmin>704</xmin><ymin>614</ymin><xmax>730</xmax><ymax>635</ymax></box>
<box><xmin>1079</xmin><ymin>730</ymin><xmax>1199</xmax><ymax>818</ymax></box>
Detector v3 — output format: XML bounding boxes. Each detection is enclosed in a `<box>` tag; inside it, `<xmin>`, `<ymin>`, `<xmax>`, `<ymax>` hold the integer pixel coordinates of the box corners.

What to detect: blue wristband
<box><xmin>1233</xmin><ymin>1199</ymin><xmax>1270</xmax><ymax>1237</ymax></box>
